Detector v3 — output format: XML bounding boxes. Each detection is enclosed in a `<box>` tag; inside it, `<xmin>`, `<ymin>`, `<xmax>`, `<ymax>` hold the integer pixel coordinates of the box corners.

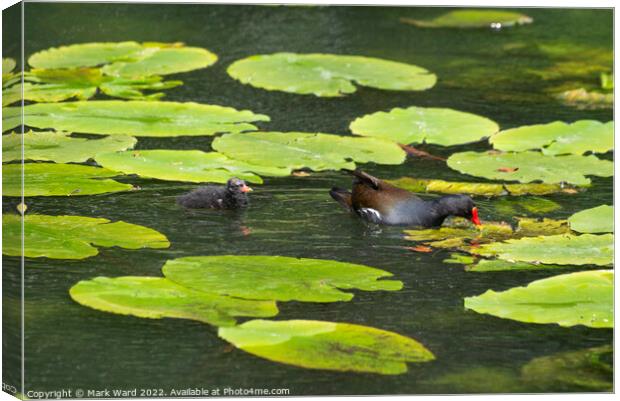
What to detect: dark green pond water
<box><xmin>3</xmin><ymin>3</ymin><xmax>613</xmax><ymax>396</ymax></box>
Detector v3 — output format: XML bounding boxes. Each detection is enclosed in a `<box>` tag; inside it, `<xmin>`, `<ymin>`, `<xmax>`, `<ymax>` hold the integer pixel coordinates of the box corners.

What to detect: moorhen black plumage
<box><xmin>329</xmin><ymin>170</ymin><xmax>481</xmax><ymax>228</ymax></box>
<box><xmin>177</xmin><ymin>178</ymin><xmax>253</xmax><ymax>209</ymax></box>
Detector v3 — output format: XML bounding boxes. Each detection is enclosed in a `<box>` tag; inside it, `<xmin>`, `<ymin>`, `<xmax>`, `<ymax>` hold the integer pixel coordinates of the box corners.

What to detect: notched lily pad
<box><xmin>464</xmin><ymin>270</ymin><xmax>613</xmax><ymax>328</ymax></box>
<box><xmin>218</xmin><ymin>319</ymin><xmax>434</xmax><ymax>374</ymax></box>
<box><xmin>350</xmin><ymin>107</ymin><xmax>498</xmax><ymax>147</ymax></box>
<box><xmin>490</xmin><ymin>120</ymin><xmax>613</xmax><ymax>155</ymax></box>
<box><xmin>70</xmin><ymin>277</ymin><xmax>277</xmax><ymax>327</ymax></box>
<box><xmin>472</xmin><ymin>233</ymin><xmax>613</xmax><ymax>266</ymax></box>
<box><xmin>227</xmin><ymin>53</ymin><xmax>436</xmax><ymax>97</ymax></box>
<box><xmin>95</xmin><ymin>150</ymin><xmax>290</xmax><ymax>184</ymax></box>
<box><xmin>212</xmin><ymin>131</ymin><xmax>406</xmax><ymax>172</ymax></box>
<box><xmin>568</xmin><ymin>205</ymin><xmax>613</xmax><ymax>234</ymax></box>
<box><xmin>3</xmin><ymin>101</ymin><xmax>270</xmax><ymax>137</ymax></box>
<box><xmin>401</xmin><ymin>9</ymin><xmax>533</xmax><ymax>29</ymax></box>
<box><xmin>447</xmin><ymin>150</ymin><xmax>612</xmax><ymax>185</ymax></box>
<box><xmin>2</xmin><ymin>214</ymin><xmax>169</xmax><ymax>259</ymax></box>
<box><xmin>162</xmin><ymin>255</ymin><xmax>403</xmax><ymax>302</ymax></box>
<box><xmin>3</xmin><ymin>131</ymin><xmax>137</xmax><ymax>163</ymax></box>
<box><xmin>2</xmin><ymin>163</ymin><xmax>132</xmax><ymax>197</ymax></box>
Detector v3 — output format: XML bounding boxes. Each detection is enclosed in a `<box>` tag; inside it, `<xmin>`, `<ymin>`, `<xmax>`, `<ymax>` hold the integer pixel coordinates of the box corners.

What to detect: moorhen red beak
<box><xmin>330</xmin><ymin>169</ymin><xmax>481</xmax><ymax>228</ymax></box>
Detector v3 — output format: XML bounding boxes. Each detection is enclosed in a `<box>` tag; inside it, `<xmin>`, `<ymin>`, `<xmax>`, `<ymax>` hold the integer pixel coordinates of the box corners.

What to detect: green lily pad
<box><xmin>443</xmin><ymin>253</ymin><xmax>476</xmax><ymax>264</ymax></box>
<box><xmin>95</xmin><ymin>150</ymin><xmax>290</xmax><ymax>184</ymax></box>
<box><xmin>464</xmin><ymin>270</ymin><xmax>613</xmax><ymax>328</ymax></box>
<box><xmin>465</xmin><ymin>259</ymin><xmax>569</xmax><ymax>272</ymax></box>
<box><xmin>2</xmin><ymin>163</ymin><xmax>132</xmax><ymax>197</ymax></box>
<box><xmin>102</xmin><ymin>46</ymin><xmax>217</xmax><ymax>78</ymax></box>
<box><xmin>162</xmin><ymin>255</ymin><xmax>403</xmax><ymax>302</ymax></box>
<box><xmin>2</xmin><ymin>214</ymin><xmax>169</xmax><ymax>259</ymax></box>
<box><xmin>405</xmin><ymin>220</ymin><xmax>513</xmax><ymax>246</ymax></box>
<box><xmin>472</xmin><ymin>234</ymin><xmax>613</xmax><ymax>266</ymax></box>
<box><xmin>490</xmin><ymin>120</ymin><xmax>613</xmax><ymax>155</ymax></box>
<box><xmin>600</xmin><ymin>73</ymin><xmax>613</xmax><ymax>90</ymax></box>
<box><xmin>521</xmin><ymin>345</ymin><xmax>613</xmax><ymax>391</ymax></box>
<box><xmin>401</xmin><ymin>9</ymin><xmax>533</xmax><ymax>28</ymax></box>
<box><xmin>387</xmin><ymin>177</ymin><xmax>573</xmax><ymax>196</ymax></box>
<box><xmin>3</xmin><ymin>131</ymin><xmax>137</xmax><ymax>163</ymax></box>
<box><xmin>350</xmin><ymin>107</ymin><xmax>498</xmax><ymax>146</ymax></box>
<box><xmin>218</xmin><ymin>319</ymin><xmax>434</xmax><ymax>374</ymax></box>
<box><xmin>69</xmin><ymin>277</ymin><xmax>277</xmax><ymax>326</ymax></box>
<box><xmin>3</xmin><ymin>58</ymin><xmax>16</xmax><ymax>74</ymax></box>
<box><xmin>227</xmin><ymin>53</ymin><xmax>436</xmax><ymax>97</ymax></box>
<box><xmin>212</xmin><ymin>132</ymin><xmax>406</xmax><ymax>172</ymax></box>
<box><xmin>2</xmin><ymin>81</ymin><xmax>98</xmax><ymax>106</ymax></box>
<box><xmin>568</xmin><ymin>205</ymin><xmax>613</xmax><ymax>234</ymax></box>
<box><xmin>447</xmin><ymin>151</ymin><xmax>613</xmax><ymax>185</ymax></box>
<box><xmin>2</xmin><ymin>101</ymin><xmax>270</xmax><ymax>137</ymax></box>
<box><xmin>28</xmin><ymin>42</ymin><xmax>146</xmax><ymax>69</ymax></box>
<box><xmin>514</xmin><ymin>217</ymin><xmax>570</xmax><ymax>237</ymax></box>
<box><xmin>494</xmin><ymin>197</ymin><xmax>561</xmax><ymax>216</ymax></box>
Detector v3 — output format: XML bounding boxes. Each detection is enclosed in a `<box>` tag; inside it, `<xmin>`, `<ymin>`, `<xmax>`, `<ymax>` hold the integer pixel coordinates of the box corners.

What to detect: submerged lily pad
<box><xmin>218</xmin><ymin>319</ymin><xmax>434</xmax><ymax>374</ymax></box>
<box><xmin>521</xmin><ymin>345</ymin><xmax>613</xmax><ymax>391</ymax></box>
<box><xmin>212</xmin><ymin>132</ymin><xmax>406</xmax><ymax>171</ymax></box>
<box><xmin>2</xmin><ymin>214</ymin><xmax>169</xmax><ymax>259</ymax></box>
<box><xmin>2</xmin><ymin>101</ymin><xmax>270</xmax><ymax>137</ymax></box>
<box><xmin>95</xmin><ymin>150</ymin><xmax>289</xmax><ymax>184</ymax></box>
<box><xmin>350</xmin><ymin>107</ymin><xmax>498</xmax><ymax>146</ymax></box>
<box><xmin>227</xmin><ymin>53</ymin><xmax>436</xmax><ymax>97</ymax></box>
<box><xmin>568</xmin><ymin>205</ymin><xmax>613</xmax><ymax>234</ymax></box>
<box><xmin>387</xmin><ymin>177</ymin><xmax>573</xmax><ymax>196</ymax></box>
<box><xmin>2</xmin><ymin>163</ymin><xmax>132</xmax><ymax>197</ymax></box>
<box><xmin>3</xmin><ymin>131</ymin><xmax>137</xmax><ymax>163</ymax></box>
<box><xmin>464</xmin><ymin>270</ymin><xmax>613</xmax><ymax>328</ymax></box>
<box><xmin>490</xmin><ymin>120</ymin><xmax>613</xmax><ymax>155</ymax></box>
<box><xmin>494</xmin><ymin>197</ymin><xmax>561</xmax><ymax>216</ymax></box>
<box><xmin>472</xmin><ymin>234</ymin><xmax>613</xmax><ymax>266</ymax></box>
<box><xmin>162</xmin><ymin>255</ymin><xmax>403</xmax><ymax>302</ymax></box>
<box><xmin>401</xmin><ymin>9</ymin><xmax>533</xmax><ymax>29</ymax></box>
<box><xmin>447</xmin><ymin>151</ymin><xmax>612</xmax><ymax>185</ymax></box>
<box><xmin>70</xmin><ymin>277</ymin><xmax>277</xmax><ymax>326</ymax></box>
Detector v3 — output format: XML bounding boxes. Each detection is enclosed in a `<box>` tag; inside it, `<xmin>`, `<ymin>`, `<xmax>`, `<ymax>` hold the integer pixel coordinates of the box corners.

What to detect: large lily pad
<box><xmin>212</xmin><ymin>132</ymin><xmax>406</xmax><ymax>171</ymax></box>
<box><xmin>447</xmin><ymin>151</ymin><xmax>613</xmax><ymax>185</ymax></box>
<box><xmin>2</xmin><ymin>101</ymin><xmax>270</xmax><ymax>137</ymax></box>
<box><xmin>3</xmin><ymin>131</ymin><xmax>137</xmax><ymax>163</ymax></box>
<box><xmin>521</xmin><ymin>345</ymin><xmax>613</xmax><ymax>391</ymax></box>
<box><xmin>28</xmin><ymin>42</ymin><xmax>146</xmax><ymax>69</ymax></box>
<box><xmin>472</xmin><ymin>234</ymin><xmax>613</xmax><ymax>266</ymax></box>
<box><xmin>387</xmin><ymin>177</ymin><xmax>573</xmax><ymax>196</ymax></box>
<box><xmin>70</xmin><ymin>277</ymin><xmax>277</xmax><ymax>326</ymax></box>
<box><xmin>350</xmin><ymin>107</ymin><xmax>499</xmax><ymax>146</ymax></box>
<box><xmin>162</xmin><ymin>255</ymin><xmax>403</xmax><ymax>302</ymax></box>
<box><xmin>218</xmin><ymin>319</ymin><xmax>434</xmax><ymax>374</ymax></box>
<box><xmin>2</xmin><ymin>214</ymin><xmax>169</xmax><ymax>259</ymax></box>
<box><xmin>464</xmin><ymin>270</ymin><xmax>613</xmax><ymax>328</ymax></box>
<box><xmin>95</xmin><ymin>150</ymin><xmax>290</xmax><ymax>184</ymax></box>
<box><xmin>568</xmin><ymin>205</ymin><xmax>613</xmax><ymax>234</ymax></box>
<box><xmin>227</xmin><ymin>53</ymin><xmax>436</xmax><ymax>97</ymax></box>
<box><xmin>490</xmin><ymin>120</ymin><xmax>613</xmax><ymax>155</ymax></box>
<box><xmin>401</xmin><ymin>9</ymin><xmax>533</xmax><ymax>29</ymax></box>
<box><xmin>2</xmin><ymin>163</ymin><xmax>132</xmax><ymax>197</ymax></box>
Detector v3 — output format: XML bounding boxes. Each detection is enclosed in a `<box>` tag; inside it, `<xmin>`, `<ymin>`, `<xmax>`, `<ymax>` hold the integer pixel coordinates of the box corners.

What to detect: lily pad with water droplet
<box><xmin>2</xmin><ymin>214</ymin><xmax>169</xmax><ymax>259</ymax></box>
<box><xmin>3</xmin><ymin>131</ymin><xmax>137</xmax><ymax>163</ymax></box>
<box><xmin>162</xmin><ymin>255</ymin><xmax>403</xmax><ymax>303</ymax></box>
<box><xmin>490</xmin><ymin>120</ymin><xmax>613</xmax><ymax>155</ymax></box>
<box><xmin>69</xmin><ymin>277</ymin><xmax>277</xmax><ymax>326</ymax></box>
<box><xmin>350</xmin><ymin>106</ymin><xmax>499</xmax><ymax>146</ymax></box>
<box><xmin>447</xmin><ymin>151</ymin><xmax>612</xmax><ymax>185</ymax></box>
<box><xmin>464</xmin><ymin>270</ymin><xmax>613</xmax><ymax>328</ymax></box>
<box><xmin>2</xmin><ymin>100</ymin><xmax>270</xmax><ymax>137</ymax></box>
<box><xmin>218</xmin><ymin>319</ymin><xmax>434</xmax><ymax>374</ymax></box>
<box><xmin>2</xmin><ymin>163</ymin><xmax>132</xmax><ymax>197</ymax></box>
<box><xmin>401</xmin><ymin>9</ymin><xmax>533</xmax><ymax>29</ymax></box>
<box><xmin>212</xmin><ymin>132</ymin><xmax>406</xmax><ymax>172</ymax></box>
<box><xmin>387</xmin><ymin>177</ymin><xmax>573</xmax><ymax>196</ymax></box>
<box><xmin>95</xmin><ymin>150</ymin><xmax>290</xmax><ymax>184</ymax></box>
<box><xmin>227</xmin><ymin>53</ymin><xmax>436</xmax><ymax>97</ymax></box>
<box><xmin>472</xmin><ymin>234</ymin><xmax>613</xmax><ymax>266</ymax></box>
<box><xmin>568</xmin><ymin>205</ymin><xmax>613</xmax><ymax>234</ymax></box>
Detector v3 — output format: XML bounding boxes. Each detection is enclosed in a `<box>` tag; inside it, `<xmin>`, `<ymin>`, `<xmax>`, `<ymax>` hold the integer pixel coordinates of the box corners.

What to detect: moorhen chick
<box><xmin>329</xmin><ymin>170</ymin><xmax>481</xmax><ymax>228</ymax></box>
<box><xmin>177</xmin><ymin>178</ymin><xmax>253</xmax><ymax>209</ymax></box>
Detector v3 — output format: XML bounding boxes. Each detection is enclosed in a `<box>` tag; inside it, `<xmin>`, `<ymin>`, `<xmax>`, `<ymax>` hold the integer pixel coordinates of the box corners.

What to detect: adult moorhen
<box><xmin>329</xmin><ymin>170</ymin><xmax>481</xmax><ymax>227</ymax></box>
<box><xmin>177</xmin><ymin>178</ymin><xmax>253</xmax><ymax>209</ymax></box>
